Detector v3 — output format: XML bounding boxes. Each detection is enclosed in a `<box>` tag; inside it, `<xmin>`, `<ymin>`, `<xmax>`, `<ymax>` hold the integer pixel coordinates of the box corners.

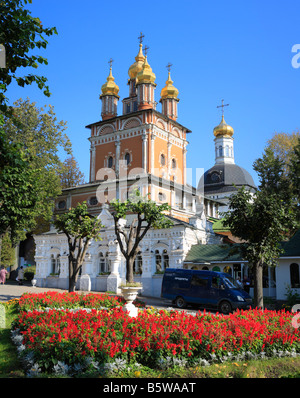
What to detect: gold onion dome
<box><xmin>128</xmin><ymin>43</ymin><xmax>145</xmax><ymax>79</ymax></box>
<box><xmin>213</xmin><ymin>115</ymin><xmax>234</xmax><ymax>137</ymax></box>
<box><xmin>136</xmin><ymin>56</ymin><xmax>156</xmax><ymax>85</ymax></box>
<box><xmin>160</xmin><ymin>71</ymin><xmax>179</xmax><ymax>100</ymax></box>
<box><xmin>100</xmin><ymin>67</ymin><xmax>119</xmax><ymax>98</ymax></box>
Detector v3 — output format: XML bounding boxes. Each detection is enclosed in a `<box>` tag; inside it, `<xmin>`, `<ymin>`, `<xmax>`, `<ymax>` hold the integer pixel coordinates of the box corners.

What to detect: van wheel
<box><xmin>219</xmin><ymin>300</ymin><xmax>232</xmax><ymax>314</ymax></box>
<box><xmin>175</xmin><ymin>296</ymin><xmax>186</xmax><ymax>309</ymax></box>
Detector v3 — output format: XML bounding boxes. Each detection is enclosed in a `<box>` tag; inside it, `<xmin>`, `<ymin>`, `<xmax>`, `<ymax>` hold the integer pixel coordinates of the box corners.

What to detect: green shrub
<box><xmin>24</xmin><ymin>266</ymin><xmax>36</xmax><ymax>281</ymax></box>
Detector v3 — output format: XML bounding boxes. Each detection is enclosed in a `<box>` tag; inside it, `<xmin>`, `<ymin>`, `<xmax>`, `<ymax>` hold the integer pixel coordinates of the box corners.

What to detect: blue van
<box><xmin>161</xmin><ymin>268</ymin><xmax>252</xmax><ymax>314</ymax></box>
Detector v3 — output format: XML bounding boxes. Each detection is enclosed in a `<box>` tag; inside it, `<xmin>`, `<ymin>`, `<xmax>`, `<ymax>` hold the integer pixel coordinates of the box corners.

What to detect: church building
<box><xmin>199</xmin><ymin>101</ymin><xmax>256</xmax><ymax>212</ymax></box>
<box><xmin>33</xmin><ymin>37</ymin><xmax>255</xmax><ymax>297</ymax></box>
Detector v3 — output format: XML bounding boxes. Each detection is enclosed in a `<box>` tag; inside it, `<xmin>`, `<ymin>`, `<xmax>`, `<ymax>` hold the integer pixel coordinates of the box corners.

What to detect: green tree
<box><xmin>0</xmin><ymin>115</ymin><xmax>42</xmax><ymax>254</ymax></box>
<box><xmin>223</xmin><ymin>149</ymin><xmax>297</xmax><ymax>308</ymax></box>
<box><xmin>111</xmin><ymin>190</ymin><xmax>173</xmax><ymax>284</ymax></box>
<box><xmin>0</xmin><ymin>0</ymin><xmax>57</xmax><ymax>113</ymax></box>
<box><xmin>58</xmin><ymin>155</ymin><xmax>85</xmax><ymax>189</ymax></box>
<box><xmin>289</xmin><ymin>136</ymin><xmax>300</xmax><ymax>220</ymax></box>
<box><xmin>54</xmin><ymin>202</ymin><xmax>103</xmax><ymax>292</ymax></box>
<box><xmin>266</xmin><ymin>131</ymin><xmax>300</xmax><ymax>174</ymax></box>
<box><xmin>3</xmin><ymin>98</ymin><xmax>72</xmax><ymax>223</ymax></box>
<box><xmin>0</xmin><ymin>231</ymin><xmax>16</xmax><ymax>267</ymax></box>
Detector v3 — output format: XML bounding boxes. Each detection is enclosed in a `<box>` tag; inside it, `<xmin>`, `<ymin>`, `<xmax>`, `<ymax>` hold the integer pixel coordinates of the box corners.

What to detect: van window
<box><xmin>191</xmin><ymin>275</ymin><xmax>208</xmax><ymax>287</ymax></box>
<box><xmin>223</xmin><ymin>276</ymin><xmax>239</xmax><ymax>289</ymax></box>
<box><xmin>212</xmin><ymin>276</ymin><xmax>221</xmax><ymax>288</ymax></box>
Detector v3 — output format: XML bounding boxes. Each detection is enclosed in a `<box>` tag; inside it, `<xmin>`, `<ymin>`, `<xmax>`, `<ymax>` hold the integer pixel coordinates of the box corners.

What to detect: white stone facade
<box><xmin>34</xmin><ymin>205</ymin><xmax>220</xmax><ymax>297</ymax></box>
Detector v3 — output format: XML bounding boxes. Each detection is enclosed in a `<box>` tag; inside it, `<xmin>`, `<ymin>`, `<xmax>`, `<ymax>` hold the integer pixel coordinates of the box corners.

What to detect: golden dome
<box><xmin>100</xmin><ymin>67</ymin><xmax>119</xmax><ymax>98</ymax></box>
<box><xmin>136</xmin><ymin>56</ymin><xmax>156</xmax><ymax>85</ymax></box>
<box><xmin>213</xmin><ymin>115</ymin><xmax>234</xmax><ymax>137</ymax></box>
<box><xmin>128</xmin><ymin>43</ymin><xmax>145</xmax><ymax>79</ymax></box>
<box><xmin>160</xmin><ymin>71</ymin><xmax>179</xmax><ymax>100</ymax></box>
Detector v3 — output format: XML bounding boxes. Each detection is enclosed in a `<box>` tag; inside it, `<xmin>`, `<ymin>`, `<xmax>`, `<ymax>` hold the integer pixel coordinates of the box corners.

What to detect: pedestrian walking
<box><xmin>243</xmin><ymin>275</ymin><xmax>251</xmax><ymax>293</ymax></box>
<box><xmin>0</xmin><ymin>266</ymin><xmax>8</xmax><ymax>284</ymax></box>
<box><xmin>18</xmin><ymin>266</ymin><xmax>24</xmax><ymax>285</ymax></box>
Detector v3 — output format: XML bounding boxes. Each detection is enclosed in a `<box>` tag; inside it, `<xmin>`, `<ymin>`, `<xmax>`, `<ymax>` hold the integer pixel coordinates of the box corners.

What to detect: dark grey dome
<box><xmin>198</xmin><ymin>163</ymin><xmax>256</xmax><ymax>195</ymax></box>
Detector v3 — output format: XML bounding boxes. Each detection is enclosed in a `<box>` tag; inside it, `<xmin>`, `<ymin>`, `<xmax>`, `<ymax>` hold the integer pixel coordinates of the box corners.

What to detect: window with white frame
<box><xmin>125</xmin><ymin>152</ymin><xmax>131</xmax><ymax>165</ymax></box>
<box><xmin>134</xmin><ymin>252</ymin><xmax>143</xmax><ymax>274</ymax></box>
<box><xmin>155</xmin><ymin>250</ymin><xmax>162</xmax><ymax>272</ymax></box>
<box><xmin>108</xmin><ymin>156</ymin><xmax>113</xmax><ymax>168</ymax></box>
<box><xmin>290</xmin><ymin>263</ymin><xmax>300</xmax><ymax>288</ymax></box>
<box><xmin>163</xmin><ymin>249</ymin><xmax>169</xmax><ymax>269</ymax></box>
<box><xmin>160</xmin><ymin>153</ymin><xmax>166</xmax><ymax>166</ymax></box>
<box><xmin>50</xmin><ymin>253</ymin><xmax>60</xmax><ymax>275</ymax></box>
<box><xmin>99</xmin><ymin>252</ymin><xmax>110</xmax><ymax>274</ymax></box>
<box><xmin>155</xmin><ymin>249</ymin><xmax>169</xmax><ymax>272</ymax></box>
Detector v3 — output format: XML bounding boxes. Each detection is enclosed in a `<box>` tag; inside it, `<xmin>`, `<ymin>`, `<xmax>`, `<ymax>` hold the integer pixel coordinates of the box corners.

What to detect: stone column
<box><xmin>141</xmin><ymin>249</ymin><xmax>153</xmax><ymax>297</ymax></box>
<box><xmin>142</xmin><ymin>132</ymin><xmax>148</xmax><ymax>172</ymax></box>
<box><xmin>106</xmin><ymin>223</ymin><xmax>125</xmax><ymax>294</ymax></box>
<box><xmin>182</xmin><ymin>145</ymin><xmax>187</xmax><ymax>185</ymax></box>
<box><xmin>167</xmin><ymin>141</ymin><xmax>172</xmax><ymax>178</ymax></box>
<box><xmin>90</xmin><ymin>145</ymin><xmax>96</xmax><ymax>182</ymax></box>
<box><xmin>115</xmin><ymin>137</ymin><xmax>120</xmax><ymax>177</ymax></box>
<box><xmin>150</xmin><ymin>133</ymin><xmax>156</xmax><ymax>174</ymax></box>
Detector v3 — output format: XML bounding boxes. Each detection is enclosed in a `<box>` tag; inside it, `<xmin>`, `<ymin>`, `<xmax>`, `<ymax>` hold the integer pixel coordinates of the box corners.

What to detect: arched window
<box><xmin>219</xmin><ymin>146</ymin><xmax>223</xmax><ymax>157</ymax></box>
<box><xmin>290</xmin><ymin>263</ymin><xmax>300</xmax><ymax>288</ymax></box>
<box><xmin>99</xmin><ymin>252</ymin><xmax>110</xmax><ymax>274</ymax></box>
<box><xmin>89</xmin><ymin>196</ymin><xmax>98</xmax><ymax>206</ymax></box>
<box><xmin>225</xmin><ymin>145</ymin><xmax>229</xmax><ymax>157</ymax></box>
<box><xmin>51</xmin><ymin>254</ymin><xmax>60</xmax><ymax>275</ymax></box>
<box><xmin>171</xmin><ymin>158</ymin><xmax>177</xmax><ymax>169</ymax></box>
<box><xmin>223</xmin><ymin>265</ymin><xmax>232</xmax><ymax>275</ymax></box>
<box><xmin>155</xmin><ymin>249</ymin><xmax>169</xmax><ymax>272</ymax></box>
<box><xmin>108</xmin><ymin>156</ymin><xmax>113</xmax><ymax>168</ymax></box>
<box><xmin>160</xmin><ymin>154</ymin><xmax>166</xmax><ymax>166</ymax></box>
<box><xmin>57</xmin><ymin>200</ymin><xmax>66</xmax><ymax>210</ymax></box>
<box><xmin>135</xmin><ymin>252</ymin><xmax>143</xmax><ymax>274</ymax></box>
<box><xmin>158</xmin><ymin>192</ymin><xmax>166</xmax><ymax>202</ymax></box>
<box><xmin>155</xmin><ymin>250</ymin><xmax>162</xmax><ymax>272</ymax></box>
<box><xmin>125</xmin><ymin>152</ymin><xmax>131</xmax><ymax>165</ymax></box>
<box><xmin>163</xmin><ymin>249</ymin><xmax>169</xmax><ymax>269</ymax></box>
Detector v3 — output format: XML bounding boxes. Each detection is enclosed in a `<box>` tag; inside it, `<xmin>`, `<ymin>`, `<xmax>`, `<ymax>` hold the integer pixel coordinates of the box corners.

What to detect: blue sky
<box><xmin>5</xmin><ymin>0</ymin><xmax>300</xmax><ymax>187</ymax></box>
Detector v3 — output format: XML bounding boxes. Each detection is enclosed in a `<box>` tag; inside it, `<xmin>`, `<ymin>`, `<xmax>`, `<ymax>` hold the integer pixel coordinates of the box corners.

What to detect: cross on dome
<box><xmin>217</xmin><ymin>99</ymin><xmax>229</xmax><ymax>117</ymax></box>
<box><xmin>138</xmin><ymin>32</ymin><xmax>145</xmax><ymax>44</ymax></box>
<box><xmin>108</xmin><ymin>58</ymin><xmax>114</xmax><ymax>69</ymax></box>
<box><xmin>166</xmin><ymin>62</ymin><xmax>173</xmax><ymax>72</ymax></box>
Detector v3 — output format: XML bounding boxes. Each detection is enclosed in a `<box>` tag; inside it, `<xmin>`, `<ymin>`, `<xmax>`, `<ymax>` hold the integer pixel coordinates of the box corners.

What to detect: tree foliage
<box><xmin>0</xmin><ymin>0</ymin><xmax>57</xmax><ymax>112</ymax></box>
<box><xmin>223</xmin><ymin>147</ymin><xmax>298</xmax><ymax>309</ymax></box>
<box><xmin>0</xmin><ymin>114</ymin><xmax>42</xmax><ymax>245</ymax></box>
<box><xmin>266</xmin><ymin>130</ymin><xmax>300</xmax><ymax>174</ymax></box>
<box><xmin>2</xmin><ymin>98</ymin><xmax>72</xmax><ymax>223</ymax></box>
<box><xmin>54</xmin><ymin>202</ymin><xmax>102</xmax><ymax>292</ymax></box>
<box><xmin>111</xmin><ymin>190</ymin><xmax>173</xmax><ymax>284</ymax></box>
<box><xmin>289</xmin><ymin>136</ymin><xmax>300</xmax><ymax>219</ymax></box>
<box><xmin>58</xmin><ymin>155</ymin><xmax>85</xmax><ymax>189</ymax></box>
<box><xmin>0</xmin><ymin>231</ymin><xmax>16</xmax><ymax>267</ymax></box>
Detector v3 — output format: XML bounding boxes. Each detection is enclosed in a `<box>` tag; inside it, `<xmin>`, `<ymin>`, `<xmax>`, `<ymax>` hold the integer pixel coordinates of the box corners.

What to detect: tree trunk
<box><xmin>69</xmin><ymin>276</ymin><xmax>77</xmax><ymax>292</ymax></box>
<box><xmin>68</xmin><ymin>258</ymin><xmax>80</xmax><ymax>293</ymax></box>
<box><xmin>253</xmin><ymin>262</ymin><xmax>264</xmax><ymax>309</ymax></box>
<box><xmin>126</xmin><ymin>257</ymin><xmax>135</xmax><ymax>284</ymax></box>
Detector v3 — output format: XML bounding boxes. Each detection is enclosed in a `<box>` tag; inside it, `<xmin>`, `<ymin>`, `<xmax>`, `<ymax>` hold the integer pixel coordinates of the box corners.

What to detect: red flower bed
<box><xmin>18</xmin><ymin>291</ymin><xmax>145</xmax><ymax>311</ymax></box>
<box><xmin>12</xmin><ymin>297</ymin><xmax>300</xmax><ymax>372</ymax></box>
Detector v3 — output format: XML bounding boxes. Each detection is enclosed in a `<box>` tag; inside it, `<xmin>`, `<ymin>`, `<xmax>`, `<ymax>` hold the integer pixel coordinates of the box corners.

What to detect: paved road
<box><xmin>0</xmin><ymin>280</ymin><xmax>169</xmax><ymax>308</ymax></box>
<box><xmin>0</xmin><ymin>280</ymin><xmax>202</xmax><ymax>314</ymax></box>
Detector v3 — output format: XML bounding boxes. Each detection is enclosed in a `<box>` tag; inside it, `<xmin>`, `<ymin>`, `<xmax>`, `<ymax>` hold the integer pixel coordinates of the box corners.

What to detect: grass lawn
<box><xmin>1</xmin><ymin>300</ymin><xmax>300</xmax><ymax>379</ymax></box>
<box><xmin>0</xmin><ymin>301</ymin><xmax>25</xmax><ymax>378</ymax></box>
